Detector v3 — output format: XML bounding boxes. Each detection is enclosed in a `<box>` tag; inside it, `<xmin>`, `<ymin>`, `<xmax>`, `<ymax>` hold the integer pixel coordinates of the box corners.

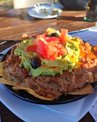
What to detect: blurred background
<box><xmin>0</xmin><ymin>0</ymin><xmax>89</xmax><ymax>10</ymax></box>
<box><xmin>0</xmin><ymin>0</ymin><xmax>13</xmax><ymax>9</ymax></box>
<box><xmin>0</xmin><ymin>0</ymin><xmax>59</xmax><ymax>10</ymax></box>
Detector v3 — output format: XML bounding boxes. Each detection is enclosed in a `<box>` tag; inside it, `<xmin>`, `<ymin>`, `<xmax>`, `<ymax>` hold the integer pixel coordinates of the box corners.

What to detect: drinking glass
<box><xmin>34</xmin><ymin>0</ymin><xmax>54</xmax><ymax>16</ymax></box>
<box><xmin>84</xmin><ymin>0</ymin><xmax>97</xmax><ymax>22</ymax></box>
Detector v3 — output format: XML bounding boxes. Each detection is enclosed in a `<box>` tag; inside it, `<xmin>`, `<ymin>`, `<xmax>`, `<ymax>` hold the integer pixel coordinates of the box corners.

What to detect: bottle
<box><xmin>84</xmin><ymin>0</ymin><xmax>97</xmax><ymax>22</ymax></box>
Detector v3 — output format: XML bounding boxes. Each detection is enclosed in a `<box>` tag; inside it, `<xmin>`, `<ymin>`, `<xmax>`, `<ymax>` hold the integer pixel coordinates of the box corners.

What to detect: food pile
<box><xmin>0</xmin><ymin>28</ymin><xmax>97</xmax><ymax>101</ymax></box>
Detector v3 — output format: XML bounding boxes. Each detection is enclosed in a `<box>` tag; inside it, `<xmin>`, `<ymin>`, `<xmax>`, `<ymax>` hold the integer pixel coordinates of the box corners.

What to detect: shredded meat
<box><xmin>3</xmin><ymin>48</ymin><xmax>28</xmax><ymax>83</ymax></box>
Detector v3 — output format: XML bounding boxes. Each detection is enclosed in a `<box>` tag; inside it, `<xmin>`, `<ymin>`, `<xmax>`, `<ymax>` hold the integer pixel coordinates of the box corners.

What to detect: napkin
<box><xmin>0</xmin><ymin>26</ymin><xmax>97</xmax><ymax>122</ymax></box>
<box><xmin>89</xmin><ymin>101</ymin><xmax>97</xmax><ymax>122</ymax></box>
<box><xmin>69</xmin><ymin>26</ymin><xmax>97</xmax><ymax>45</ymax></box>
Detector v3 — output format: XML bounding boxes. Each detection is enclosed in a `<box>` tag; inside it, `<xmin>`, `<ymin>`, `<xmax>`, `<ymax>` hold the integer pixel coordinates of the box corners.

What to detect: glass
<box><xmin>34</xmin><ymin>0</ymin><xmax>54</xmax><ymax>16</ymax></box>
<box><xmin>84</xmin><ymin>0</ymin><xmax>97</xmax><ymax>22</ymax></box>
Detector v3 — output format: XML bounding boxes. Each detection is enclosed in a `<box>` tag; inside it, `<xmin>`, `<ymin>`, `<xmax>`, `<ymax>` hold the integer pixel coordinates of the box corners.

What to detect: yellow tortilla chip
<box><xmin>0</xmin><ymin>78</ymin><xmax>17</xmax><ymax>86</ymax></box>
<box><xmin>13</xmin><ymin>86</ymin><xmax>56</xmax><ymax>101</ymax></box>
<box><xmin>69</xmin><ymin>84</ymin><xmax>94</xmax><ymax>95</ymax></box>
<box><xmin>0</xmin><ymin>62</ymin><xmax>4</xmax><ymax>76</ymax></box>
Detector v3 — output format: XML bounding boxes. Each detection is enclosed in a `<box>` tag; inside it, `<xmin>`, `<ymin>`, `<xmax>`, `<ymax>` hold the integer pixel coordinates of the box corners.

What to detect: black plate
<box><xmin>4</xmin><ymin>85</ymin><xmax>86</xmax><ymax>105</ymax></box>
<box><xmin>1</xmin><ymin>47</ymin><xmax>97</xmax><ymax>105</ymax></box>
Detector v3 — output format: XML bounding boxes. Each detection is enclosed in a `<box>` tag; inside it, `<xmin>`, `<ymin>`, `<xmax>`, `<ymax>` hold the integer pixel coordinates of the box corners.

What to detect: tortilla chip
<box><xmin>12</xmin><ymin>86</ymin><xmax>55</xmax><ymax>101</ymax></box>
<box><xmin>0</xmin><ymin>78</ymin><xmax>17</xmax><ymax>86</ymax></box>
<box><xmin>0</xmin><ymin>62</ymin><xmax>4</xmax><ymax>76</ymax></box>
<box><xmin>0</xmin><ymin>75</ymin><xmax>95</xmax><ymax>100</ymax></box>
<box><xmin>69</xmin><ymin>84</ymin><xmax>94</xmax><ymax>95</ymax></box>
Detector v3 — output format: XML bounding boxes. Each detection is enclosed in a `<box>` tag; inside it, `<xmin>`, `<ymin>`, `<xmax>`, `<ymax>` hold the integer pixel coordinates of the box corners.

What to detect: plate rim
<box><xmin>28</xmin><ymin>7</ymin><xmax>62</xmax><ymax>19</ymax></box>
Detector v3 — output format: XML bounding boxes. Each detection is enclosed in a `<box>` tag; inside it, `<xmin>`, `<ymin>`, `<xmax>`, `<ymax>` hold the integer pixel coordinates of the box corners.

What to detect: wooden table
<box><xmin>0</xmin><ymin>9</ymin><xmax>96</xmax><ymax>122</ymax></box>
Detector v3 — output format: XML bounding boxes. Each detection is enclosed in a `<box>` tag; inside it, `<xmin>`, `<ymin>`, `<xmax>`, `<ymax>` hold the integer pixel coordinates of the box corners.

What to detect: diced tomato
<box><xmin>26</xmin><ymin>31</ymin><xmax>67</xmax><ymax>60</ymax></box>
<box><xmin>45</xmin><ymin>37</ymin><xmax>58</xmax><ymax>42</ymax></box>
<box><xmin>26</xmin><ymin>40</ymin><xmax>48</xmax><ymax>58</ymax></box>
<box><xmin>47</xmin><ymin>43</ymin><xmax>58</xmax><ymax>60</ymax></box>
<box><xmin>59</xmin><ymin>29</ymin><xmax>68</xmax><ymax>45</ymax></box>
<box><xmin>35</xmin><ymin>40</ymin><xmax>48</xmax><ymax>58</ymax></box>
<box><xmin>58</xmin><ymin>46</ymin><xmax>66</xmax><ymax>56</ymax></box>
<box><xmin>26</xmin><ymin>45</ymin><xmax>37</xmax><ymax>52</ymax></box>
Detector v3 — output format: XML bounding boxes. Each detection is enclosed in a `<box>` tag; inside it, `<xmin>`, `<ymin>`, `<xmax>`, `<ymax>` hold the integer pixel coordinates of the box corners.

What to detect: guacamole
<box><xmin>14</xmin><ymin>29</ymin><xmax>80</xmax><ymax>77</ymax></box>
